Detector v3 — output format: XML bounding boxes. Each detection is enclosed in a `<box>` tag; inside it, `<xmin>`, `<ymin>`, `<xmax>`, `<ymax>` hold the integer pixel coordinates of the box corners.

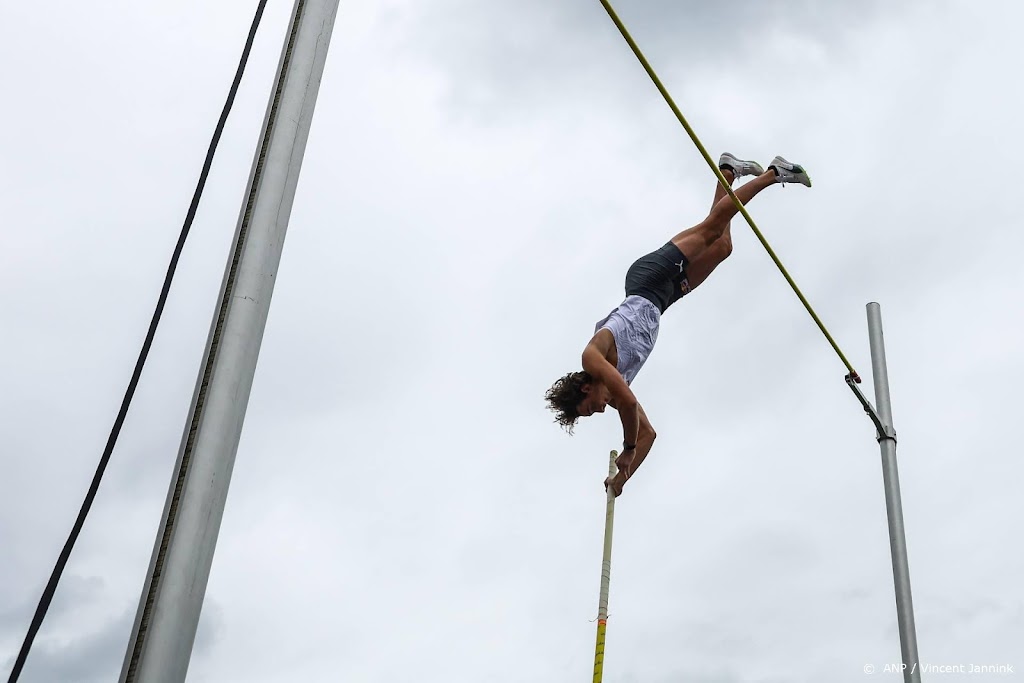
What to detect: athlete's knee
<box><xmin>719</xmin><ymin>234</ymin><xmax>733</xmax><ymax>259</ymax></box>
<box><xmin>694</xmin><ymin>219</ymin><xmax>725</xmax><ymax>247</ymax></box>
<box><xmin>703</xmin><ymin>232</ymin><xmax>733</xmax><ymax>260</ymax></box>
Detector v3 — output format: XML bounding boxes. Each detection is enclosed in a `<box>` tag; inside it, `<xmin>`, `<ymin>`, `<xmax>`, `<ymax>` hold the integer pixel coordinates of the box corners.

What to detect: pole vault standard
<box><xmin>118</xmin><ymin>2</ymin><xmax>340</xmax><ymax>681</ymax></box>
<box><xmin>592</xmin><ymin>451</ymin><xmax>618</xmax><ymax>683</ymax></box>
<box><xmin>847</xmin><ymin>303</ymin><xmax>921</xmax><ymax>683</ymax></box>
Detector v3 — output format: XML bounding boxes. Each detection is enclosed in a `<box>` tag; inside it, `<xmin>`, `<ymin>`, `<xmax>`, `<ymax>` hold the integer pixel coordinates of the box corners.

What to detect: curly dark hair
<box><xmin>544</xmin><ymin>371</ymin><xmax>592</xmax><ymax>433</ymax></box>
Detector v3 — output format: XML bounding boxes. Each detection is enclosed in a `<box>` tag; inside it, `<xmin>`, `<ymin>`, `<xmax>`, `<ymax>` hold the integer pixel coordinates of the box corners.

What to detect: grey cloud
<box><xmin>400</xmin><ymin>0</ymin><xmax>907</xmax><ymax>117</ymax></box>
<box><xmin>0</xmin><ymin>576</ymin><xmax>105</xmax><ymax>641</ymax></box>
<box><xmin>620</xmin><ymin>669</ymin><xmax>748</xmax><ymax>683</ymax></box>
<box><xmin>1</xmin><ymin>597</ymin><xmax>223</xmax><ymax>683</ymax></box>
<box><xmin>2</xmin><ymin>611</ymin><xmax>130</xmax><ymax>683</ymax></box>
<box><xmin>4</xmin><ymin>0</ymin><xmax>1023</xmax><ymax>680</ymax></box>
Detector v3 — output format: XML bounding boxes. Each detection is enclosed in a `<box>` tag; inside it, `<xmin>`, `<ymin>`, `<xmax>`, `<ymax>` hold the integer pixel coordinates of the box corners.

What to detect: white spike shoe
<box><xmin>768</xmin><ymin>156</ymin><xmax>812</xmax><ymax>187</ymax></box>
<box><xmin>718</xmin><ymin>152</ymin><xmax>764</xmax><ymax>178</ymax></box>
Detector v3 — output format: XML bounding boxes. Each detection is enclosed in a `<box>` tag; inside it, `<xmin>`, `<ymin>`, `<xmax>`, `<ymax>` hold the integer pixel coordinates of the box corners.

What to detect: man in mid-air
<box><xmin>544</xmin><ymin>153</ymin><xmax>812</xmax><ymax>496</ymax></box>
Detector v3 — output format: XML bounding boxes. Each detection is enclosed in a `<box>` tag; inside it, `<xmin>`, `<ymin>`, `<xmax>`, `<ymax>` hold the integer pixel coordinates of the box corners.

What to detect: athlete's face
<box><xmin>577</xmin><ymin>383</ymin><xmax>610</xmax><ymax>418</ymax></box>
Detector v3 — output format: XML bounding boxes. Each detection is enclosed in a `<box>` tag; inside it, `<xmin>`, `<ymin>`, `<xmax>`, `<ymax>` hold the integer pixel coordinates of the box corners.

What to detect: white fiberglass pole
<box><xmin>593</xmin><ymin>451</ymin><xmax>618</xmax><ymax>683</ymax></box>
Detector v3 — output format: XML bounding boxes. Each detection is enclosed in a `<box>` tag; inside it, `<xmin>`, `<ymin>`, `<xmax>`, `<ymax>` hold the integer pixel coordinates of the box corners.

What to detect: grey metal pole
<box><xmin>118</xmin><ymin>2</ymin><xmax>340</xmax><ymax>681</ymax></box>
<box><xmin>867</xmin><ymin>302</ymin><xmax>921</xmax><ymax>683</ymax></box>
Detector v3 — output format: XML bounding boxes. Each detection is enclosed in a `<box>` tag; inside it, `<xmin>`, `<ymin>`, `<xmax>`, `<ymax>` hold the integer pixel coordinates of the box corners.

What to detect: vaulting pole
<box><xmin>593</xmin><ymin>451</ymin><xmax>618</xmax><ymax>683</ymax></box>
<box><xmin>867</xmin><ymin>303</ymin><xmax>922</xmax><ymax>682</ymax></box>
<box><xmin>118</xmin><ymin>2</ymin><xmax>340</xmax><ymax>681</ymax></box>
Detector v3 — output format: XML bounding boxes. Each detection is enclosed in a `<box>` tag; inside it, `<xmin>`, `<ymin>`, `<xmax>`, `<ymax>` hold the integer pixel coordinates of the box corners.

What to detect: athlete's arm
<box><xmin>624</xmin><ymin>403</ymin><xmax>657</xmax><ymax>477</ymax></box>
<box><xmin>581</xmin><ymin>335</ymin><xmax>639</xmax><ymax>448</ymax></box>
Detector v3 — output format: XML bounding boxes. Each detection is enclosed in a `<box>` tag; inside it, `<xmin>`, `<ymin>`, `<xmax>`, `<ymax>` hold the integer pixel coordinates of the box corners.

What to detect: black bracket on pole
<box><xmin>845</xmin><ymin>373</ymin><xmax>897</xmax><ymax>444</ymax></box>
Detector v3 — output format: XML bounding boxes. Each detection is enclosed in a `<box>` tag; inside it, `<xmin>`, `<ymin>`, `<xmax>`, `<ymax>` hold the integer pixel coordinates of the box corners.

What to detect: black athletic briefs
<box><xmin>623</xmin><ymin>242</ymin><xmax>690</xmax><ymax>313</ymax></box>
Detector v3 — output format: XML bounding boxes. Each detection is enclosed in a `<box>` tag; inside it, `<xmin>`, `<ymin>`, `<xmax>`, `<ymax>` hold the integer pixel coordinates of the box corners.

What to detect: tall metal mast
<box><xmin>119</xmin><ymin>2</ymin><xmax>340</xmax><ymax>680</ymax></box>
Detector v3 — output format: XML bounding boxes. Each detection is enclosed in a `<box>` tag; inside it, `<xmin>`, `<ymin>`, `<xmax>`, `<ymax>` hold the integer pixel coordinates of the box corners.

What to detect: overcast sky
<box><xmin>2</xmin><ymin>1</ymin><xmax>1022</xmax><ymax>681</ymax></box>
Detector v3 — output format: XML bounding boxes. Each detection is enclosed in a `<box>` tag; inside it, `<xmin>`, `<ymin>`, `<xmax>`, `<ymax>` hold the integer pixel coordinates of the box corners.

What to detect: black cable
<box><xmin>6</xmin><ymin>2</ymin><xmax>270</xmax><ymax>680</ymax></box>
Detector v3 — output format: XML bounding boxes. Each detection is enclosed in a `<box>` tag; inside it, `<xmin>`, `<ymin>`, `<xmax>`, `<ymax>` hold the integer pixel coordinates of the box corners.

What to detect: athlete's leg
<box><xmin>683</xmin><ymin>168</ymin><xmax>738</xmax><ymax>291</ymax></box>
<box><xmin>712</xmin><ymin>167</ymin><xmax>735</xmax><ymax>208</ymax></box>
<box><xmin>685</xmin><ymin>233</ymin><xmax>734</xmax><ymax>292</ymax></box>
<box><xmin>670</xmin><ymin>170</ymin><xmax>776</xmax><ymax>266</ymax></box>
<box><xmin>670</xmin><ymin>156</ymin><xmax>811</xmax><ymax>271</ymax></box>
